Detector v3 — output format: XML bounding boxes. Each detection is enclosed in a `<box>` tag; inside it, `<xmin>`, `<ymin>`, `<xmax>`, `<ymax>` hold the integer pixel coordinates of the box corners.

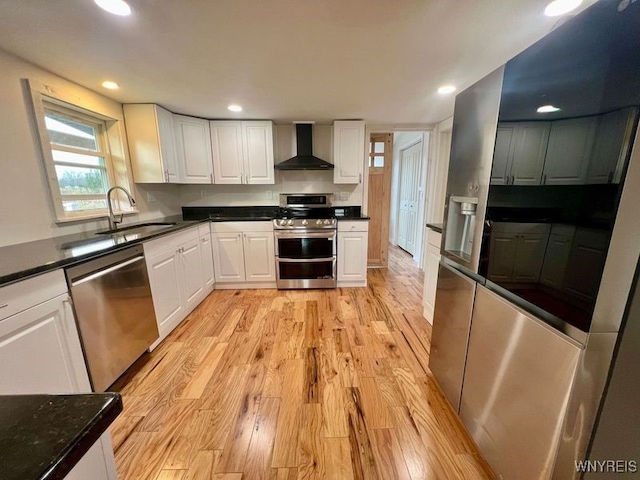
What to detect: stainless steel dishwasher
<box><xmin>66</xmin><ymin>244</ymin><xmax>159</xmax><ymax>392</ymax></box>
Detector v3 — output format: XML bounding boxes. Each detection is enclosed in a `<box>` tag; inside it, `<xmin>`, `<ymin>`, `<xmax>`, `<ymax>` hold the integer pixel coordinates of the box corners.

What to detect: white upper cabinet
<box><xmin>491</xmin><ymin>122</ymin><xmax>550</xmax><ymax>186</ymax></box>
<box><xmin>174</xmin><ymin>114</ymin><xmax>214</xmax><ymax>184</ymax></box>
<box><xmin>543</xmin><ymin>117</ymin><xmax>597</xmax><ymax>185</ymax></box>
<box><xmin>587</xmin><ymin>108</ymin><xmax>637</xmax><ymax>184</ymax></box>
<box><xmin>123</xmin><ymin>104</ymin><xmax>178</xmax><ymax>183</ymax></box>
<box><xmin>210</xmin><ymin>120</ymin><xmax>275</xmax><ymax>185</ymax></box>
<box><xmin>333</xmin><ymin>120</ymin><xmax>365</xmax><ymax>184</ymax></box>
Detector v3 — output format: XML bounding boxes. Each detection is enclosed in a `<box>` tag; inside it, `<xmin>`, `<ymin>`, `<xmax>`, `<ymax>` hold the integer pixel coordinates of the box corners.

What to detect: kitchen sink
<box><xmin>95</xmin><ymin>222</ymin><xmax>178</xmax><ymax>236</ymax></box>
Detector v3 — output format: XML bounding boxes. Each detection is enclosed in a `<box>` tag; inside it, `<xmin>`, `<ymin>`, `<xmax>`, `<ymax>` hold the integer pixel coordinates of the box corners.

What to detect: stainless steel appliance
<box><xmin>430</xmin><ymin>66</ymin><xmax>504</xmax><ymax>411</ymax></box>
<box><xmin>274</xmin><ymin>193</ymin><xmax>337</xmax><ymax>289</ymax></box>
<box><xmin>66</xmin><ymin>245</ymin><xmax>158</xmax><ymax>391</ymax></box>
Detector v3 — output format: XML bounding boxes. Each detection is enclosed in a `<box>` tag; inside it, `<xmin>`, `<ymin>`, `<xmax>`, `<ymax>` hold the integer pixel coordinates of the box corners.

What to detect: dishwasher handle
<box><xmin>70</xmin><ymin>255</ymin><xmax>145</xmax><ymax>287</ymax></box>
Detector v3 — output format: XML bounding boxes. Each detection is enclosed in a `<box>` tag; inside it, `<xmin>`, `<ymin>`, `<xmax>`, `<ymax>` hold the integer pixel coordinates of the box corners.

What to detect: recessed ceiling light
<box><xmin>94</xmin><ymin>0</ymin><xmax>132</xmax><ymax>16</ymax></box>
<box><xmin>537</xmin><ymin>104</ymin><xmax>561</xmax><ymax>113</ymax></box>
<box><xmin>228</xmin><ymin>105</ymin><xmax>243</xmax><ymax>112</ymax></box>
<box><xmin>101</xmin><ymin>81</ymin><xmax>119</xmax><ymax>90</ymax></box>
<box><xmin>544</xmin><ymin>0</ymin><xmax>582</xmax><ymax>17</ymax></box>
<box><xmin>437</xmin><ymin>85</ymin><xmax>456</xmax><ymax>95</ymax></box>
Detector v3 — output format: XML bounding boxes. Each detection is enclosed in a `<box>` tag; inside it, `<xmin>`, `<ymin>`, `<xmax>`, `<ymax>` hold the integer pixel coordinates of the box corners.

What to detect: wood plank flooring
<box><xmin>110</xmin><ymin>246</ymin><xmax>494</xmax><ymax>480</ymax></box>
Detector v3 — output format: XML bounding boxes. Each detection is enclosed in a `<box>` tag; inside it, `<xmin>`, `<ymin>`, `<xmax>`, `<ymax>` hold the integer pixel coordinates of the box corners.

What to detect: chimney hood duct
<box><xmin>275</xmin><ymin>123</ymin><xmax>334</xmax><ymax>170</ymax></box>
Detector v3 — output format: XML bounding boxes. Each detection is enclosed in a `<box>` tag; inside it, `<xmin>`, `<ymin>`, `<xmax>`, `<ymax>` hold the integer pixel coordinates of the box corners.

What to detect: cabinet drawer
<box><xmin>0</xmin><ymin>270</ymin><xmax>67</xmax><ymax>321</ymax></box>
<box><xmin>491</xmin><ymin>222</ymin><xmax>550</xmax><ymax>235</ymax></box>
<box><xmin>427</xmin><ymin>230</ymin><xmax>442</xmax><ymax>248</ymax></box>
<box><xmin>210</xmin><ymin>221</ymin><xmax>273</xmax><ymax>234</ymax></box>
<box><xmin>337</xmin><ymin>220</ymin><xmax>369</xmax><ymax>232</ymax></box>
<box><xmin>198</xmin><ymin>223</ymin><xmax>210</xmax><ymax>237</ymax></box>
<box><xmin>143</xmin><ymin>226</ymin><xmax>199</xmax><ymax>258</ymax></box>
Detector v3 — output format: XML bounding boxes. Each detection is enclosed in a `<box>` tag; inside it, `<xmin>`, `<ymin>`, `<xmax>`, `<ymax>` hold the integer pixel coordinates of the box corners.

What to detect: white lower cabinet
<box><xmin>0</xmin><ymin>270</ymin><xmax>117</xmax><ymax>480</ymax></box>
<box><xmin>422</xmin><ymin>229</ymin><xmax>442</xmax><ymax>323</ymax></box>
<box><xmin>144</xmin><ymin>225</ymin><xmax>213</xmax><ymax>347</ymax></box>
<box><xmin>337</xmin><ymin>221</ymin><xmax>369</xmax><ymax>287</ymax></box>
<box><xmin>200</xmin><ymin>231</ymin><xmax>215</xmax><ymax>288</ymax></box>
<box><xmin>210</xmin><ymin>222</ymin><xmax>276</xmax><ymax>288</ymax></box>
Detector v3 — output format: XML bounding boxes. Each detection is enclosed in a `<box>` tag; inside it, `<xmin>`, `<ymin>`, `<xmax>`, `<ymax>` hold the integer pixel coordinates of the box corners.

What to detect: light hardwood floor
<box><xmin>110</xmin><ymin>246</ymin><xmax>494</xmax><ymax>480</ymax></box>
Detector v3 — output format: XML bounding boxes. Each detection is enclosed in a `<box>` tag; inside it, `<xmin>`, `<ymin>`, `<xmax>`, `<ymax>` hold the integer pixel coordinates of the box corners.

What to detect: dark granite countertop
<box><xmin>337</xmin><ymin>216</ymin><xmax>370</xmax><ymax>220</ymax></box>
<box><xmin>426</xmin><ymin>223</ymin><xmax>443</xmax><ymax>233</ymax></box>
<box><xmin>0</xmin><ymin>215</ymin><xmax>204</xmax><ymax>287</ymax></box>
<box><xmin>0</xmin><ymin>393</ymin><xmax>122</xmax><ymax>480</ymax></box>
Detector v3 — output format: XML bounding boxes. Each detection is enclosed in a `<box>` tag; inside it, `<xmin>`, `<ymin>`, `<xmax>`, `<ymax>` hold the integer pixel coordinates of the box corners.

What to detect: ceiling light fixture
<box><xmin>537</xmin><ymin>104</ymin><xmax>561</xmax><ymax>113</ymax></box>
<box><xmin>228</xmin><ymin>105</ymin><xmax>243</xmax><ymax>112</ymax></box>
<box><xmin>101</xmin><ymin>80</ymin><xmax>119</xmax><ymax>90</ymax></box>
<box><xmin>437</xmin><ymin>85</ymin><xmax>456</xmax><ymax>95</ymax></box>
<box><xmin>94</xmin><ymin>0</ymin><xmax>132</xmax><ymax>16</ymax></box>
<box><xmin>544</xmin><ymin>0</ymin><xmax>582</xmax><ymax>17</ymax></box>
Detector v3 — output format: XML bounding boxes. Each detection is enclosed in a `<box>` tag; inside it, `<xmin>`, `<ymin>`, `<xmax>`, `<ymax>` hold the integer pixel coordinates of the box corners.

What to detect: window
<box><xmin>43</xmin><ymin>103</ymin><xmax>112</xmax><ymax>217</ymax></box>
<box><xmin>369</xmin><ymin>134</ymin><xmax>390</xmax><ymax>168</ymax></box>
<box><xmin>27</xmin><ymin>78</ymin><xmax>133</xmax><ymax>223</ymax></box>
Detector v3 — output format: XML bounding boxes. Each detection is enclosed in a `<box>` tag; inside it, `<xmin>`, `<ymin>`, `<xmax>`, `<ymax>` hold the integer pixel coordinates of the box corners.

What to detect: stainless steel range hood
<box><xmin>275</xmin><ymin>122</ymin><xmax>334</xmax><ymax>170</ymax></box>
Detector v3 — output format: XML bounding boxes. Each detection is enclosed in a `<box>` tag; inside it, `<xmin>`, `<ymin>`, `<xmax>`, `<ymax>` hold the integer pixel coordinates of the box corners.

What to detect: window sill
<box><xmin>55</xmin><ymin>209</ymin><xmax>139</xmax><ymax>225</ymax></box>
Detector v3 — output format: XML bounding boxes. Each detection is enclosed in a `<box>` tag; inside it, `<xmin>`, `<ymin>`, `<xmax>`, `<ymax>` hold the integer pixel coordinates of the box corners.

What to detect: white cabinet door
<box><xmin>490</xmin><ymin>125</ymin><xmax>514</xmax><ymax>185</ymax></box>
<box><xmin>123</xmin><ymin>104</ymin><xmax>178</xmax><ymax>183</ymax></box>
<box><xmin>333</xmin><ymin>120</ymin><xmax>365</xmax><ymax>184</ymax></box>
<box><xmin>243</xmin><ymin>231</ymin><xmax>276</xmax><ymax>282</ymax></box>
<box><xmin>487</xmin><ymin>232</ymin><xmax>518</xmax><ymax>283</ymax></box>
<box><xmin>512</xmin><ymin>233</ymin><xmax>548</xmax><ymax>282</ymax></box>
<box><xmin>0</xmin><ymin>294</ymin><xmax>90</xmax><ymax>394</ymax></box>
<box><xmin>543</xmin><ymin>117</ymin><xmax>596</xmax><ymax>185</ymax></box>
<box><xmin>146</xmin><ymin>248</ymin><xmax>183</xmax><ymax>336</ymax></box>
<box><xmin>210</xmin><ymin>121</ymin><xmax>243</xmax><ymax>184</ymax></box>
<box><xmin>180</xmin><ymin>237</ymin><xmax>204</xmax><ymax>309</ymax></box>
<box><xmin>510</xmin><ymin>122</ymin><xmax>549</xmax><ymax>186</ymax></box>
<box><xmin>422</xmin><ymin>240</ymin><xmax>441</xmax><ymax>323</ymax></box>
<box><xmin>174</xmin><ymin>114</ymin><xmax>213</xmax><ymax>184</ymax></box>
<box><xmin>0</xmin><ymin>293</ymin><xmax>117</xmax><ymax>480</ymax></box>
<box><xmin>564</xmin><ymin>228</ymin><xmax>608</xmax><ymax>303</ymax></box>
<box><xmin>212</xmin><ymin>233</ymin><xmax>246</xmax><ymax>283</ymax></box>
<box><xmin>243</xmin><ymin>121</ymin><xmax>275</xmax><ymax>184</ymax></box>
<box><xmin>540</xmin><ymin>233</ymin><xmax>573</xmax><ymax>289</ymax></box>
<box><xmin>200</xmin><ymin>233</ymin><xmax>215</xmax><ymax>288</ymax></box>
<box><xmin>587</xmin><ymin>108</ymin><xmax>636</xmax><ymax>184</ymax></box>
<box><xmin>337</xmin><ymin>231</ymin><xmax>368</xmax><ymax>282</ymax></box>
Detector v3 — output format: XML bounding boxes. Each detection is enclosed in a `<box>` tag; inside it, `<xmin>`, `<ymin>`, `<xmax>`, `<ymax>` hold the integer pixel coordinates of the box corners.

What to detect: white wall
<box><xmin>181</xmin><ymin>124</ymin><xmax>364</xmax><ymax>207</ymax></box>
<box><xmin>0</xmin><ymin>49</ymin><xmax>183</xmax><ymax>247</ymax></box>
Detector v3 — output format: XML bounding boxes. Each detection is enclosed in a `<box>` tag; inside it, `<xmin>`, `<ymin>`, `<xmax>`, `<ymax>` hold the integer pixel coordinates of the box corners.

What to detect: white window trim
<box><xmin>26</xmin><ymin>79</ymin><xmax>137</xmax><ymax>223</ymax></box>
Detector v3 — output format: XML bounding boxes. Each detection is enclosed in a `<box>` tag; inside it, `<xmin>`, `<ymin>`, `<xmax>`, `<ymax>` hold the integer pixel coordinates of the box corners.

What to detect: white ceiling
<box><xmin>0</xmin><ymin>0</ymin><xmax>595</xmax><ymax>125</ymax></box>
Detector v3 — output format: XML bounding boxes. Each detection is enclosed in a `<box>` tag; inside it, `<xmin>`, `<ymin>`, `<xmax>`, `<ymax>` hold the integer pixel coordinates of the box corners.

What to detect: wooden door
<box><xmin>367</xmin><ymin>133</ymin><xmax>392</xmax><ymax>266</ymax></box>
<box><xmin>398</xmin><ymin>140</ymin><xmax>422</xmax><ymax>255</ymax></box>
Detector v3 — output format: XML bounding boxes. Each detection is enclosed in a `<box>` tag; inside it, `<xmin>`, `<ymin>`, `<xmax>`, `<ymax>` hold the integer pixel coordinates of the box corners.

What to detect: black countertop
<box><xmin>426</xmin><ymin>223</ymin><xmax>443</xmax><ymax>233</ymax></box>
<box><xmin>0</xmin><ymin>215</ymin><xmax>202</xmax><ymax>287</ymax></box>
<box><xmin>0</xmin><ymin>393</ymin><xmax>122</xmax><ymax>480</ymax></box>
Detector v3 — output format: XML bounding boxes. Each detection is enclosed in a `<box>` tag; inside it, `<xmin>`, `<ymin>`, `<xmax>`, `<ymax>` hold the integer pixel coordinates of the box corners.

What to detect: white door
<box><xmin>180</xmin><ymin>238</ymin><xmax>204</xmax><ymax>309</ymax></box>
<box><xmin>398</xmin><ymin>141</ymin><xmax>422</xmax><ymax>255</ymax></box>
<box><xmin>212</xmin><ymin>233</ymin><xmax>246</xmax><ymax>283</ymax></box>
<box><xmin>200</xmin><ymin>233</ymin><xmax>215</xmax><ymax>287</ymax></box>
<box><xmin>243</xmin><ymin>231</ymin><xmax>276</xmax><ymax>282</ymax></box>
<box><xmin>510</xmin><ymin>122</ymin><xmax>550</xmax><ymax>186</ymax></box>
<box><xmin>243</xmin><ymin>121</ymin><xmax>275</xmax><ymax>184</ymax></box>
<box><xmin>174</xmin><ymin>114</ymin><xmax>213</xmax><ymax>184</ymax></box>
<box><xmin>146</xmin><ymin>248</ymin><xmax>183</xmax><ymax>335</ymax></box>
<box><xmin>210</xmin><ymin>121</ymin><xmax>243</xmax><ymax>184</ymax></box>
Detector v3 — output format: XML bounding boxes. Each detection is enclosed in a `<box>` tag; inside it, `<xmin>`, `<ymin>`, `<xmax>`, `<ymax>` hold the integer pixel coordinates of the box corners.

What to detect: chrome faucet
<box><xmin>106</xmin><ymin>186</ymin><xmax>137</xmax><ymax>230</ymax></box>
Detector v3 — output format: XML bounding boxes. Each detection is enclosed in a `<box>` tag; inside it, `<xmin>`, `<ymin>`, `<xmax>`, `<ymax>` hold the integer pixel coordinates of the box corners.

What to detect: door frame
<box><xmin>363</xmin><ymin>125</ymin><xmax>432</xmax><ymax>268</ymax></box>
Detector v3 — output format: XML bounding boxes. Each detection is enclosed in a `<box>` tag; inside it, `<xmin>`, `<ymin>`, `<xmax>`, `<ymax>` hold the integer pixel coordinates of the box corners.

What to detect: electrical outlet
<box><xmin>146</xmin><ymin>192</ymin><xmax>156</xmax><ymax>203</ymax></box>
<box><xmin>340</xmin><ymin>191</ymin><xmax>349</xmax><ymax>201</ymax></box>
<box><xmin>266</xmin><ymin>190</ymin><xmax>273</xmax><ymax>200</ymax></box>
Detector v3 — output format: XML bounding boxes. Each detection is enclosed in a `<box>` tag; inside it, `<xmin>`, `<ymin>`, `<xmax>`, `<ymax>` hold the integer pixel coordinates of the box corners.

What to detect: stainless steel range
<box><xmin>274</xmin><ymin>193</ymin><xmax>337</xmax><ymax>289</ymax></box>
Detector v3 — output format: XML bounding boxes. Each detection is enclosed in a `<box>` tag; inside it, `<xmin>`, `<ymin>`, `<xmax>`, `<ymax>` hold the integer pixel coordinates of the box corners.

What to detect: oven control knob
<box><xmin>279</xmin><ymin>219</ymin><xmax>287</xmax><ymax>226</ymax></box>
<box><xmin>287</xmin><ymin>219</ymin><xmax>294</xmax><ymax>226</ymax></box>
<box><xmin>316</xmin><ymin>219</ymin><xmax>322</xmax><ymax>225</ymax></box>
<box><xmin>302</xmin><ymin>219</ymin><xmax>308</xmax><ymax>226</ymax></box>
<box><xmin>323</xmin><ymin>219</ymin><xmax>330</xmax><ymax>225</ymax></box>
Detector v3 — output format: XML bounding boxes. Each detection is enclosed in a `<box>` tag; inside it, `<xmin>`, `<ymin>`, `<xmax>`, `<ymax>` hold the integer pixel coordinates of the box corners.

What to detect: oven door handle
<box><xmin>276</xmin><ymin>257</ymin><xmax>335</xmax><ymax>263</ymax></box>
<box><xmin>275</xmin><ymin>232</ymin><xmax>336</xmax><ymax>239</ymax></box>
